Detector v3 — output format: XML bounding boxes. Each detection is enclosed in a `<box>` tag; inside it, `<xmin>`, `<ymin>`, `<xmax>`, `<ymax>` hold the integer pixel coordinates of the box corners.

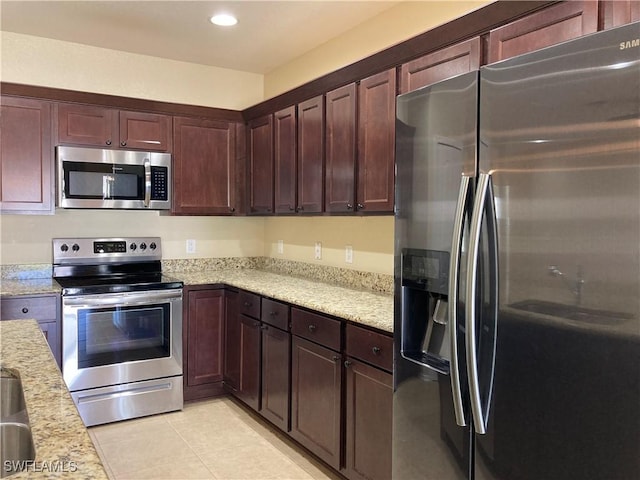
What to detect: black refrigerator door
<box><xmin>393</xmin><ymin>71</ymin><xmax>478</xmax><ymax>480</ymax></box>
<box><xmin>476</xmin><ymin>22</ymin><xmax>640</xmax><ymax>480</ymax></box>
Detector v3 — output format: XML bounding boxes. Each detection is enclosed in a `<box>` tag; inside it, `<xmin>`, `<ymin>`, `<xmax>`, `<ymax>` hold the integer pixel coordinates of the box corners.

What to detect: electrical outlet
<box><xmin>345</xmin><ymin>245</ymin><xmax>353</xmax><ymax>264</ymax></box>
<box><xmin>277</xmin><ymin>240</ymin><xmax>284</xmax><ymax>254</ymax></box>
<box><xmin>314</xmin><ymin>242</ymin><xmax>322</xmax><ymax>260</ymax></box>
<box><xmin>186</xmin><ymin>239</ymin><xmax>196</xmax><ymax>254</ymax></box>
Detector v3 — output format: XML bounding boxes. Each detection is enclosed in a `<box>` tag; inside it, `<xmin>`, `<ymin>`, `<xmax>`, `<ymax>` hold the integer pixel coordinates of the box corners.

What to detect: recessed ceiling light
<box><xmin>210</xmin><ymin>14</ymin><xmax>237</xmax><ymax>26</ymax></box>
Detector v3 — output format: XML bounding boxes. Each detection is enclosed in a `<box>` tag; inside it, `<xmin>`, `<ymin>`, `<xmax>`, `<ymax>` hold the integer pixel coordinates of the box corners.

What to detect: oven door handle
<box><xmin>62</xmin><ymin>289</ymin><xmax>182</xmax><ymax>308</ymax></box>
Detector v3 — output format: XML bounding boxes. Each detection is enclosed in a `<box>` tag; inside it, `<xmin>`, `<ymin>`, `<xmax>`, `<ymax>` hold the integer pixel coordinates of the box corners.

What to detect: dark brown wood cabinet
<box><xmin>173</xmin><ymin>117</ymin><xmax>239</xmax><ymax>215</ymax></box>
<box><xmin>223</xmin><ymin>289</ymin><xmax>240</xmax><ymax>392</ymax></box>
<box><xmin>260</xmin><ymin>323</ymin><xmax>290</xmax><ymax>431</ymax></box>
<box><xmin>55</xmin><ymin>103</ymin><xmax>172</xmax><ymax>151</ymax></box>
<box><xmin>238</xmin><ymin>314</ymin><xmax>262</xmax><ymax>410</ymax></box>
<box><xmin>602</xmin><ymin>0</ymin><xmax>640</xmax><ymax>29</ymax></box>
<box><xmin>399</xmin><ymin>37</ymin><xmax>482</xmax><ymax>94</ymax></box>
<box><xmin>325</xmin><ymin>83</ymin><xmax>357</xmax><ymax>213</ymax></box>
<box><xmin>184</xmin><ymin>287</ymin><xmax>226</xmax><ymax>401</ymax></box>
<box><xmin>0</xmin><ymin>96</ymin><xmax>54</xmax><ymax>214</ymax></box>
<box><xmin>357</xmin><ymin>68</ymin><xmax>396</xmax><ymax>213</ymax></box>
<box><xmin>1</xmin><ymin>294</ymin><xmax>61</xmax><ymax>367</ymax></box>
<box><xmin>487</xmin><ymin>1</ymin><xmax>599</xmax><ymax>63</ymax></box>
<box><xmin>297</xmin><ymin>95</ymin><xmax>325</xmax><ymax>214</ymax></box>
<box><xmin>274</xmin><ymin>106</ymin><xmax>297</xmax><ymax>214</ymax></box>
<box><xmin>248</xmin><ymin>114</ymin><xmax>274</xmax><ymax>214</ymax></box>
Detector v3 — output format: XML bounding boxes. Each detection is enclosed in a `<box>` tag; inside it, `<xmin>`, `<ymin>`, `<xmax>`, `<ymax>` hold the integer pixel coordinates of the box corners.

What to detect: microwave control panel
<box><xmin>151</xmin><ymin>167</ymin><xmax>168</xmax><ymax>201</ymax></box>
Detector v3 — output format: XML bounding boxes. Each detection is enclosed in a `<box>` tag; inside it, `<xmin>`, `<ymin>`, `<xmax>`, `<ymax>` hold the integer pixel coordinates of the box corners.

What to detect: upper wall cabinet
<box><xmin>602</xmin><ymin>0</ymin><xmax>640</xmax><ymax>29</ymax></box>
<box><xmin>296</xmin><ymin>96</ymin><xmax>324</xmax><ymax>214</ymax></box>
<box><xmin>487</xmin><ymin>1</ymin><xmax>599</xmax><ymax>63</ymax></box>
<box><xmin>399</xmin><ymin>37</ymin><xmax>481</xmax><ymax>94</ymax></box>
<box><xmin>248</xmin><ymin>114</ymin><xmax>275</xmax><ymax>215</ymax></box>
<box><xmin>357</xmin><ymin>68</ymin><xmax>396</xmax><ymax>213</ymax></box>
<box><xmin>274</xmin><ymin>106</ymin><xmax>297</xmax><ymax>214</ymax></box>
<box><xmin>0</xmin><ymin>96</ymin><xmax>54</xmax><ymax>214</ymax></box>
<box><xmin>55</xmin><ymin>103</ymin><xmax>173</xmax><ymax>152</ymax></box>
<box><xmin>173</xmin><ymin>117</ymin><xmax>239</xmax><ymax>215</ymax></box>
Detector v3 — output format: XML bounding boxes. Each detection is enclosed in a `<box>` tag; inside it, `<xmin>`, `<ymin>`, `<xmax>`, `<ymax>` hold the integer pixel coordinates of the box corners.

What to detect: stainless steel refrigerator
<box><xmin>393</xmin><ymin>22</ymin><xmax>640</xmax><ymax>480</ymax></box>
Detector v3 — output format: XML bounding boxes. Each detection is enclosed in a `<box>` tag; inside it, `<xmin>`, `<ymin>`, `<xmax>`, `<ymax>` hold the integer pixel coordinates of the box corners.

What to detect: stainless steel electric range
<box><xmin>53</xmin><ymin>237</ymin><xmax>183</xmax><ymax>426</ymax></box>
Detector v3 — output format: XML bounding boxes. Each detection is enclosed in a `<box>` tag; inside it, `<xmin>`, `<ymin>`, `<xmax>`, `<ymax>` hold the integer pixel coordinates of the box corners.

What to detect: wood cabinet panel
<box><xmin>223</xmin><ymin>290</ymin><xmax>240</xmax><ymax>392</ymax></box>
<box><xmin>488</xmin><ymin>1</ymin><xmax>599</xmax><ymax>63</ymax></box>
<box><xmin>344</xmin><ymin>358</ymin><xmax>392</xmax><ymax>480</ymax></box>
<box><xmin>0</xmin><ymin>97</ymin><xmax>53</xmax><ymax>213</ymax></box>
<box><xmin>186</xmin><ymin>289</ymin><xmax>225</xmax><ymax>386</ymax></box>
<box><xmin>173</xmin><ymin>117</ymin><xmax>237</xmax><ymax>215</ymax></box>
<box><xmin>357</xmin><ymin>69</ymin><xmax>396</xmax><ymax>213</ymax></box>
<box><xmin>345</xmin><ymin>324</ymin><xmax>393</xmax><ymax>372</ymax></box>
<box><xmin>291</xmin><ymin>308</ymin><xmax>341</xmax><ymax>351</ymax></box>
<box><xmin>260</xmin><ymin>324</ymin><xmax>291</xmax><ymax>431</ymax></box>
<box><xmin>602</xmin><ymin>0</ymin><xmax>640</xmax><ymax>29</ymax></box>
<box><xmin>239</xmin><ymin>290</ymin><xmax>261</xmax><ymax>319</ymax></box>
<box><xmin>119</xmin><ymin>110</ymin><xmax>172</xmax><ymax>151</ymax></box>
<box><xmin>238</xmin><ymin>314</ymin><xmax>262</xmax><ymax>410</ymax></box>
<box><xmin>248</xmin><ymin>114</ymin><xmax>274</xmax><ymax>214</ymax></box>
<box><xmin>261</xmin><ymin>298</ymin><xmax>290</xmax><ymax>331</ymax></box>
<box><xmin>325</xmin><ymin>83</ymin><xmax>357</xmax><ymax>213</ymax></box>
<box><xmin>290</xmin><ymin>336</ymin><xmax>342</xmax><ymax>470</ymax></box>
<box><xmin>297</xmin><ymin>95</ymin><xmax>325</xmax><ymax>214</ymax></box>
<box><xmin>55</xmin><ymin>103</ymin><xmax>117</xmax><ymax>147</ymax></box>
<box><xmin>399</xmin><ymin>37</ymin><xmax>481</xmax><ymax>94</ymax></box>
<box><xmin>274</xmin><ymin>106</ymin><xmax>297</xmax><ymax>214</ymax></box>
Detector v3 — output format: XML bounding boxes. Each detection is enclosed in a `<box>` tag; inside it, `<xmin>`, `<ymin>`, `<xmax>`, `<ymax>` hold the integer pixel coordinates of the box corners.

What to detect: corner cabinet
<box><xmin>248</xmin><ymin>114</ymin><xmax>274</xmax><ymax>214</ymax></box>
<box><xmin>0</xmin><ymin>97</ymin><xmax>54</xmax><ymax>214</ymax></box>
<box><xmin>173</xmin><ymin>117</ymin><xmax>240</xmax><ymax>215</ymax></box>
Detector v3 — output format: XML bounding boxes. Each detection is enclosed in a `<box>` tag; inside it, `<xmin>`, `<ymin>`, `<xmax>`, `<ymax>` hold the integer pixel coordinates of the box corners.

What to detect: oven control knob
<box><xmin>140</xmin><ymin>242</ymin><xmax>147</xmax><ymax>251</ymax></box>
<box><xmin>130</xmin><ymin>243</ymin><xmax>137</xmax><ymax>251</ymax></box>
<box><xmin>149</xmin><ymin>242</ymin><xmax>157</xmax><ymax>250</ymax></box>
<box><xmin>60</xmin><ymin>244</ymin><xmax>69</xmax><ymax>252</ymax></box>
<box><xmin>72</xmin><ymin>244</ymin><xmax>80</xmax><ymax>252</ymax></box>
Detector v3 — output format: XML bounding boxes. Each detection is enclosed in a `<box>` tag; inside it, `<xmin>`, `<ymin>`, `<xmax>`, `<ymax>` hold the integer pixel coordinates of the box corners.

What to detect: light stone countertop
<box><xmin>174</xmin><ymin>269</ymin><xmax>394</xmax><ymax>333</ymax></box>
<box><xmin>0</xmin><ymin>278</ymin><xmax>61</xmax><ymax>296</ymax></box>
<box><xmin>0</xmin><ymin>320</ymin><xmax>108</xmax><ymax>479</ymax></box>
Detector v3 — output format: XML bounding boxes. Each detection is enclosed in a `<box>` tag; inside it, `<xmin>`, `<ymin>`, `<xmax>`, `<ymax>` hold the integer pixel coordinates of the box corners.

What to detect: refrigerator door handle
<box><xmin>465</xmin><ymin>172</ymin><xmax>491</xmax><ymax>435</ymax></box>
<box><xmin>448</xmin><ymin>174</ymin><xmax>471</xmax><ymax>427</ymax></box>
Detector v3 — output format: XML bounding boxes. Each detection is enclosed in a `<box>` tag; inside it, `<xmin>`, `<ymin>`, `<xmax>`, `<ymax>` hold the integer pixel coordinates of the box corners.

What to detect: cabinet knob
<box><xmin>332</xmin><ymin>355</ymin><xmax>340</xmax><ymax>362</ymax></box>
<box><xmin>105</xmin><ymin>140</ymin><xmax>112</xmax><ymax>146</ymax></box>
<box><xmin>298</xmin><ymin>205</ymin><xmax>304</xmax><ymax>212</ymax></box>
<box><xmin>289</xmin><ymin>205</ymin><xmax>295</xmax><ymax>211</ymax></box>
<box><xmin>260</xmin><ymin>325</ymin><xmax>268</xmax><ymax>331</ymax></box>
<box><xmin>244</xmin><ymin>302</ymin><xmax>252</xmax><ymax>307</ymax></box>
<box><xmin>270</xmin><ymin>311</ymin><xmax>278</xmax><ymax>317</ymax></box>
<box><xmin>344</xmin><ymin>360</ymin><xmax>352</xmax><ymax>368</ymax></box>
<box><xmin>346</xmin><ymin>203</ymin><xmax>353</xmax><ymax>210</ymax></box>
<box><xmin>357</xmin><ymin>203</ymin><xmax>365</xmax><ymax>210</ymax></box>
<box><xmin>308</xmin><ymin>324</ymin><xmax>317</xmax><ymax>333</ymax></box>
<box><xmin>229</xmin><ymin>207</ymin><xmax>236</xmax><ymax>213</ymax></box>
<box><xmin>372</xmin><ymin>346</ymin><xmax>381</xmax><ymax>355</ymax></box>
<box><xmin>120</xmin><ymin>141</ymin><xmax>127</xmax><ymax>147</ymax></box>
<box><xmin>21</xmin><ymin>307</ymin><xmax>29</xmax><ymax>314</ymax></box>
<box><xmin>254</xmin><ymin>322</ymin><xmax>261</xmax><ymax>328</ymax></box>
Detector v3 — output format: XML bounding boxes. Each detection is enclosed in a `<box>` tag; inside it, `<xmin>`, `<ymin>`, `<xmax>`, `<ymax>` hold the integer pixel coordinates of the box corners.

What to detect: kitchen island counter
<box><xmin>0</xmin><ymin>320</ymin><xmax>108</xmax><ymax>479</ymax></box>
<box><xmin>176</xmin><ymin>269</ymin><xmax>394</xmax><ymax>333</ymax></box>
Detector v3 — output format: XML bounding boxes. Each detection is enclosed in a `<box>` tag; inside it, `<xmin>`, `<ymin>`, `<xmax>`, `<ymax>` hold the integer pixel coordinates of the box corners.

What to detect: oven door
<box><xmin>62</xmin><ymin>288</ymin><xmax>182</xmax><ymax>392</ymax></box>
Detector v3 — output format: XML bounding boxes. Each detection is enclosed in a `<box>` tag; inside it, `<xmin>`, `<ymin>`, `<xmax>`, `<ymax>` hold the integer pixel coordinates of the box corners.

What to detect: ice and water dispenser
<box><xmin>400</xmin><ymin>248</ymin><xmax>451</xmax><ymax>374</ymax></box>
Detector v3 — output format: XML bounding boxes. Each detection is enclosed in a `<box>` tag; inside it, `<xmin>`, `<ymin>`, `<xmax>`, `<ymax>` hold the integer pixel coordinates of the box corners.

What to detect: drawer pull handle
<box><xmin>372</xmin><ymin>346</ymin><xmax>381</xmax><ymax>355</ymax></box>
<box><xmin>344</xmin><ymin>360</ymin><xmax>352</xmax><ymax>368</ymax></box>
<box><xmin>308</xmin><ymin>324</ymin><xmax>317</xmax><ymax>333</ymax></box>
<box><xmin>21</xmin><ymin>307</ymin><xmax>29</xmax><ymax>314</ymax></box>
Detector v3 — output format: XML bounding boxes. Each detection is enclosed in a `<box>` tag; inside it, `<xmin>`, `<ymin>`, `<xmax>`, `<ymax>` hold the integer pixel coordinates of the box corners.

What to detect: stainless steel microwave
<box><xmin>57</xmin><ymin>146</ymin><xmax>171</xmax><ymax>210</ymax></box>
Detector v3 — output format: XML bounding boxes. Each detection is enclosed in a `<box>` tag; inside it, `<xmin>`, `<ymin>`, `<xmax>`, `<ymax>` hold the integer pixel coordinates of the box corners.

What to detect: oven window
<box><xmin>77</xmin><ymin>304</ymin><xmax>170</xmax><ymax>368</ymax></box>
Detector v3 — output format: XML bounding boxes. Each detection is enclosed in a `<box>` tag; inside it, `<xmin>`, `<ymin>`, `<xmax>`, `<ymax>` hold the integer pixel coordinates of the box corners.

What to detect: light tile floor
<box><xmin>88</xmin><ymin>397</ymin><xmax>342</xmax><ymax>480</ymax></box>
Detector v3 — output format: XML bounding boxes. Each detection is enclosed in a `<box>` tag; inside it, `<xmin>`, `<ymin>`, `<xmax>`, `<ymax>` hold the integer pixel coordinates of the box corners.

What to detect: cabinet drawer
<box><xmin>261</xmin><ymin>298</ymin><xmax>290</xmax><ymax>331</ymax></box>
<box><xmin>239</xmin><ymin>291</ymin><xmax>261</xmax><ymax>319</ymax></box>
<box><xmin>1</xmin><ymin>295</ymin><xmax>57</xmax><ymax>321</ymax></box>
<box><xmin>346</xmin><ymin>324</ymin><xmax>393</xmax><ymax>372</ymax></box>
<box><xmin>291</xmin><ymin>308</ymin><xmax>341</xmax><ymax>351</ymax></box>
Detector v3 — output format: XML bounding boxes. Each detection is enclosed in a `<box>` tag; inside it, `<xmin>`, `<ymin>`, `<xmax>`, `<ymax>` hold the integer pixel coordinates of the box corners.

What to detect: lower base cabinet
<box><xmin>237</xmin><ymin>314</ymin><xmax>261</xmax><ymax>410</ymax></box>
<box><xmin>260</xmin><ymin>323</ymin><xmax>290</xmax><ymax>431</ymax></box>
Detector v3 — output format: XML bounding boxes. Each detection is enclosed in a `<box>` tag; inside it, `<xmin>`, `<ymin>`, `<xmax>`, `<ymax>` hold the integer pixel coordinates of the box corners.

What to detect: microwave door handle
<box><xmin>144</xmin><ymin>159</ymin><xmax>151</xmax><ymax>207</ymax></box>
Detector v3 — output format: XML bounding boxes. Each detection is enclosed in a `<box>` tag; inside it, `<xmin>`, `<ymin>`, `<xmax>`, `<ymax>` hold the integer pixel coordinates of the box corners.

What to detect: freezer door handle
<box><xmin>465</xmin><ymin>172</ymin><xmax>498</xmax><ymax>435</ymax></box>
<box><xmin>448</xmin><ymin>174</ymin><xmax>471</xmax><ymax>427</ymax></box>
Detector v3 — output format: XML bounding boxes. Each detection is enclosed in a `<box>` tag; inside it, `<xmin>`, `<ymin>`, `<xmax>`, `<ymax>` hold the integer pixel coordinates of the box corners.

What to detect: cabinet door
<box><xmin>119</xmin><ymin>111</ymin><xmax>172</xmax><ymax>151</ymax></box>
<box><xmin>399</xmin><ymin>37</ymin><xmax>481</xmax><ymax>94</ymax></box>
<box><xmin>297</xmin><ymin>95</ymin><xmax>324</xmax><ymax>214</ymax></box>
<box><xmin>357</xmin><ymin>69</ymin><xmax>396</xmax><ymax>213</ymax></box>
<box><xmin>344</xmin><ymin>358</ymin><xmax>392</xmax><ymax>480</ymax></box>
<box><xmin>290</xmin><ymin>336</ymin><xmax>342</xmax><ymax>470</ymax></box>
<box><xmin>223</xmin><ymin>290</ymin><xmax>240</xmax><ymax>392</ymax></box>
<box><xmin>55</xmin><ymin>103</ymin><xmax>118</xmax><ymax>147</ymax></box>
<box><xmin>602</xmin><ymin>0</ymin><xmax>640</xmax><ymax>29</ymax></box>
<box><xmin>248</xmin><ymin>114</ymin><xmax>274</xmax><ymax>214</ymax></box>
<box><xmin>0</xmin><ymin>97</ymin><xmax>54</xmax><ymax>214</ymax></box>
<box><xmin>238</xmin><ymin>315</ymin><xmax>261</xmax><ymax>411</ymax></box>
<box><xmin>487</xmin><ymin>1</ymin><xmax>599</xmax><ymax>63</ymax></box>
<box><xmin>260</xmin><ymin>325</ymin><xmax>291</xmax><ymax>432</ymax></box>
<box><xmin>325</xmin><ymin>83</ymin><xmax>357</xmax><ymax>213</ymax></box>
<box><xmin>173</xmin><ymin>117</ymin><xmax>237</xmax><ymax>215</ymax></box>
<box><xmin>274</xmin><ymin>106</ymin><xmax>297</xmax><ymax>214</ymax></box>
<box><xmin>187</xmin><ymin>289</ymin><xmax>225</xmax><ymax>386</ymax></box>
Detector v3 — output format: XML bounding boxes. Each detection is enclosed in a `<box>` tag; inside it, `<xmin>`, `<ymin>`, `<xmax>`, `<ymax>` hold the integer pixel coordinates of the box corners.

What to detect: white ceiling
<box><xmin>0</xmin><ymin>1</ymin><xmax>400</xmax><ymax>74</ymax></box>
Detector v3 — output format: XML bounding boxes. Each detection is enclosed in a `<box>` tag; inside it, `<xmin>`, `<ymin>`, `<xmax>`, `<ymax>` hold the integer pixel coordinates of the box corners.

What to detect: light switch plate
<box><xmin>345</xmin><ymin>245</ymin><xmax>353</xmax><ymax>264</ymax></box>
<box><xmin>314</xmin><ymin>242</ymin><xmax>322</xmax><ymax>260</ymax></box>
<box><xmin>186</xmin><ymin>239</ymin><xmax>196</xmax><ymax>254</ymax></box>
<box><xmin>277</xmin><ymin>240</ymin><xmax>284</xmax><ymax>254</ymax></box>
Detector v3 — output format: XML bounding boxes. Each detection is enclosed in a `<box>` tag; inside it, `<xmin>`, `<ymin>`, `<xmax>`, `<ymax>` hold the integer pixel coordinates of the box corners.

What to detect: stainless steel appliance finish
<box><xmin>57</xmin><ymin>146</ymin><xmax>171</xmax><ymax>210</ymax></box>
<box><xmin>53</xmin><ymin>237</ymin><xmax>183</xmax><ymax>427</ymax></box>
<box><xmin>393</xmin><ymin>22</ymin><xmax>640</xmax><ymax>480</ymax></box>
